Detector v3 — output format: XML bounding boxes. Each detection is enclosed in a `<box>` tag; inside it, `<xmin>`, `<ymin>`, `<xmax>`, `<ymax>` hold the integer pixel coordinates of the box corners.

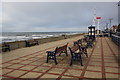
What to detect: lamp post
<box><xmin>96</xmin><ymin>17</ymin><xmax>101</xmax><ymax>34</ymax></box>
<box><xmin>92</xmin><ymin>8</ymin><xmax>96</xmax><ymax>26</ymax></box>
<box><xmin>109</xmin><ymin>18</ymin><xmax>113</xmax><ymax>28</ymax></box>
<box><xmin>88</xmin><ymin>25</ymin><xmax>96</xmax><ymax>40</ymax></box>
<box><xmin>118</xmin><ymin>1</ymin><xmax>120</xmax><ymax>24</ymax></box>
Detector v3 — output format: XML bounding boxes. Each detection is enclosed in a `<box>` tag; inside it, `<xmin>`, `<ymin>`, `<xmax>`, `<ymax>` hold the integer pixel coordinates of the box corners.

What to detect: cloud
<box><xmin>2</xmin><ymin>2</ymin><xmax>118</xmax><ymax>32</ymax></box>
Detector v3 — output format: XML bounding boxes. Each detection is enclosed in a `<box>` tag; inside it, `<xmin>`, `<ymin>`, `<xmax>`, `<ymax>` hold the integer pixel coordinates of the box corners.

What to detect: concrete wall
<box><xmin>0</xmin><ymin>33</ymin><xmax>85</xmax><ymax>51</ymax></box>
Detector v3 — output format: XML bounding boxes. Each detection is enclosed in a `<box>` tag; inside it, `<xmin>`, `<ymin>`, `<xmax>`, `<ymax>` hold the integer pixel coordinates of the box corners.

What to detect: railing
<box><xmin>111</xmin><ymin>35</ymin><xmax>120</xmax><ymax>46</ymax></box>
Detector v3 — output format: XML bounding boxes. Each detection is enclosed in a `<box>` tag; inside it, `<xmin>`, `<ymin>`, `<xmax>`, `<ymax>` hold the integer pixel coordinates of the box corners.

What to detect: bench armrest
<box><xmin>46</xmin><ymin>51</ymin><xmax>55</xmax><ymax>54</ymax></box>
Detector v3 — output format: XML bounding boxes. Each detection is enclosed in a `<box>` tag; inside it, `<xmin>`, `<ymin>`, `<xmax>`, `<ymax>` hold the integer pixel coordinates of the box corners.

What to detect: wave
<box><xmin>1</xmin><ymin>32</ymin><xmax>85</xmax><ymax>43</ymax></box>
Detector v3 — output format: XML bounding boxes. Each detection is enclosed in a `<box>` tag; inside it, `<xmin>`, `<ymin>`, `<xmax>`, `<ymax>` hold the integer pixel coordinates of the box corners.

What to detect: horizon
<box><xmin>2</xmin><ymin>31</ymin><xmax>87</xmax><ymax>32</ymax></box>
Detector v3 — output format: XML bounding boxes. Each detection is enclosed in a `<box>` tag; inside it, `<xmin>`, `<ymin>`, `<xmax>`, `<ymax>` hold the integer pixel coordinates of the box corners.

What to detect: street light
<box><xmin>109</xmin><ymin>18</ymin><xmax>113</xmax><ymax>28</ymax></box>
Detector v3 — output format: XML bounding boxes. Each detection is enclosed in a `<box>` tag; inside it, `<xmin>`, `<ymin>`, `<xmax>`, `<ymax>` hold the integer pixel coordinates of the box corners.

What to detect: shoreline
<box><xmin>1</xmin><ymin>33</ymin><xmax>86</xmax><ymax>52</ymax></box>
<box><xmin>1</xmin><ymin>32</ymin><xmax>86</xmax><ymax>43</ymax></box>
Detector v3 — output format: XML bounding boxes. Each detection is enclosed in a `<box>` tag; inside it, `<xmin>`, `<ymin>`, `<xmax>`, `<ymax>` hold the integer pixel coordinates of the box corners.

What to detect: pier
<box><xmin>1</xmin><ymin>35</ymin><xmax>119</xmax><ymax>79</ymax></box>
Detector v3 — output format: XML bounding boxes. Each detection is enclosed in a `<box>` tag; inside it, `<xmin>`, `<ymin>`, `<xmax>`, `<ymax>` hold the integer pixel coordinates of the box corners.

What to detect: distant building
<box><xmin>111</xmin><ymin>25</ymin><xmax>117</xmax><ymax>33</ymax></box>
<box><xmin>118</xmin><ymin>1</ymin><xmax>120</xmax><ymax>24</ymax></box>
<box><xmin>117</xmin><ymin>24</ymin><xmax>120</xmax><ymax>32</ymax></box>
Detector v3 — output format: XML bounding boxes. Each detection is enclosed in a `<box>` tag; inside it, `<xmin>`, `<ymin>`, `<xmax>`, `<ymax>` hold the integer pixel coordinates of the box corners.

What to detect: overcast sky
<box><xmin>2</xmin><ymin>2</ymin><xmax>118</xmax><ymax>32</ymax></box>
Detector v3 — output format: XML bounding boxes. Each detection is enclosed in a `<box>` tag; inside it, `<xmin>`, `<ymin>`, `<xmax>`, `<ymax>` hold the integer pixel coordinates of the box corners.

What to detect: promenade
<box><xmin>1</xmin><ymin>35</ymin><xmax>120</xmax><ymax>79</ymax></box>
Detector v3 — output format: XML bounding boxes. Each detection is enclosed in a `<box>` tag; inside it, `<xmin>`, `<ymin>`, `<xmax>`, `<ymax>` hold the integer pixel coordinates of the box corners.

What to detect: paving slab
<box><xmin>1</xmin><ymin>37</ymin><xmax>119</xmax><ymax>79</ymax></box>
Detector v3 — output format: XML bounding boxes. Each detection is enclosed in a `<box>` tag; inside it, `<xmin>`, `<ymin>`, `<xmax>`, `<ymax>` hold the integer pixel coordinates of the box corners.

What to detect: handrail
<box><xmin>111</xmin><ymin>34</ymin><xmax>120</xmax><ymax>46</ymax></box>
<box><xmin>112</xmin><ymin>34</ymin><xmax>120</xmax><ymax>38</ymax></box>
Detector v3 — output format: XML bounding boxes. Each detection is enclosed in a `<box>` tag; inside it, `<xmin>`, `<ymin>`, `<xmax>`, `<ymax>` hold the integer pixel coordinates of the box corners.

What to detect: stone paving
<box><xmin>1</xmin><ymin>36</ymin><xmax>120</xmax><ymax>79</ymax></box>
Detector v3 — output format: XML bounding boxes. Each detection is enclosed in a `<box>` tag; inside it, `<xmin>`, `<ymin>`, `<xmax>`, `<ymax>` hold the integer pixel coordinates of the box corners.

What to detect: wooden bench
<box><xmin>74</xmin><ymin>40</ymin><xmax>88</xmax><ymax>58</ymax></box>
<box><xmin>69</xmin><ymin>44</ymin><xmax>83</xmax><ymax>66</ymax></box>
<box><xmin>2</xmin><ymin>43</ymin><xmax>10</xmax><ymax>52</ymax></box>
<box><xmin>46</xmin><ymin>43</ymin><xmax>68</xmax><ymax>64</ymax></box>
<box><xmin>74</xmin><ymin>39</ymin><xmax>82</xmax><ymax>46</ymax></box>
<box><xmin>80</xmin><ymin>37</ymin><xmax>94</xmax><ymax>48</ymax></box>
<box><xmin>86</xmin><ymin>39</ymin><xmax>94</xmax><ymax>48</ymax></box>
<box><xmin>25</xmin><ymin>40</ymin><xmax>39</xmax><ymax>47</ymax></box>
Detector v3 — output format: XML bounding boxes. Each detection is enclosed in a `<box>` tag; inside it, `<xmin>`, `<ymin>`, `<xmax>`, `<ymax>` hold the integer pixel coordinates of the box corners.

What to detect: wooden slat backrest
<box><xmin>69</xmin><ymin>44</ymin><xmax>80</xmax><ymax>58</ymax></box>
<box><xmin>70</xmin><ymin>44</ymin><xmax>79</xmax><ymax>53</ymax></box>
<box><xmin>2</xmin><ymin>43</ymin><xmax>9</xmax><ymax>47</ymax></box>
<box><xmin>55</xmin><ymin>43</ymin><xmax>68</xmax><ymax>54</ymax></box>
<box><xmin>28</xmin><ymin>40</ymin><xmax>35</xmax><ymax>42</ymax></box>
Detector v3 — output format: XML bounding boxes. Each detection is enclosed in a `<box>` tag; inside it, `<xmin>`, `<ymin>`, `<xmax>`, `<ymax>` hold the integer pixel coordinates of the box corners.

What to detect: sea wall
<box><xmin>0</xmin><ymin>33</ymin><xmax>85</xmax><ymax>52</ymax></box>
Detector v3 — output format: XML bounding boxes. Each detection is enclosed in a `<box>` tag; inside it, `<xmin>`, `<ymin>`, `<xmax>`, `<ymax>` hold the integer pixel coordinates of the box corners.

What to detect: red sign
<box><xmin>96</xmin><ymin>17</ymin><xmax>101</xmax><ymax>19</ymax></box>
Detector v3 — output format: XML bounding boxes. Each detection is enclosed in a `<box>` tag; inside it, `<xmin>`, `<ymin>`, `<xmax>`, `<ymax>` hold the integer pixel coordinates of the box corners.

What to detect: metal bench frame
<box><xmin>69</xmin><ymin>44</ymin><xmax>83</xmax><ymax>66</ymax></box>
<box><xmin>46</xmin><ymin>43</ymin><xmax>68</xmax><ymax>64</ymax></box>
<box><xmin>25</xmin><ymin>40</ymin><xmax>39</xmax><ymax>47</ymax></box>
<box><xmin>2</xmin><ymin>43</ymin><xmax>10</xmax><ymax>52</ymax></box>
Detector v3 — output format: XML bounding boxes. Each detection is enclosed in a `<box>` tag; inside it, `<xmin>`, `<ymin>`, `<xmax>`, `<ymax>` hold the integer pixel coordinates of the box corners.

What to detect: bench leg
<box><xmin>85</xmin><ymin>52</ymin><xmax>88</xmax><ymax>58</ymax></box>
<box><xmin>5</xmin><ymin>48</ymin><xmax>9</xmax><ymax>52</ymax></box>
<box><xmin>79</xmin><ymin>55</ymin><xmax>83</xmax><ymax>66</ymax></box>
<box><xmin>65</xmin><ymin>49</ymin><xmax>68</xmax><ymax>56</ymax></box>
<box><xmin>54</xmin><ymin>56</ymin><xmax>58</xmax><ymax>64</ymax></box>
<box><xmin>37</xmin><ymin>42</ymin><xmax>39</xmax><ymax>45</ymax></box>
<box><xmin>70</xmin><ymin>58</ymin><xmax>73</xmax><ymax>66</ymax></box>
<box><xmin>8</xmin><ymin>48</ymin><xmax>10</xmax><ymax>51</ymax></box>
<box><xmin>2</xmin><ymin>48</ymin><xmax>5</xmax><ymax>52</ymax></box>
<box><xmin>84</xmin><ymin>49</ymin><xmax>88</xmax><ymax>58</ymax></box>
<box><xmin>46</xmin><ymin>53</ymin><xmax>49</xmax><ymax>63</ymax></box>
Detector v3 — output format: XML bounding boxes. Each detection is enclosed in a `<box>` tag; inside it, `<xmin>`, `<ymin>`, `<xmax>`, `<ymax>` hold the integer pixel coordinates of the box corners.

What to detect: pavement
<box><xmin>1</xmin><ymin>35</ymin><xmax>120</xmax><ymax>79</ymax></box>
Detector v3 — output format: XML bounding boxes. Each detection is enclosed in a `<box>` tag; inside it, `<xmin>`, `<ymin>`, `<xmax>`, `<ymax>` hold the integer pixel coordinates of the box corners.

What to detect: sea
<box><xmin>1</xmin><ymin>31</ymin><xmax>86</xmax><ymax>43</ymax></box>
